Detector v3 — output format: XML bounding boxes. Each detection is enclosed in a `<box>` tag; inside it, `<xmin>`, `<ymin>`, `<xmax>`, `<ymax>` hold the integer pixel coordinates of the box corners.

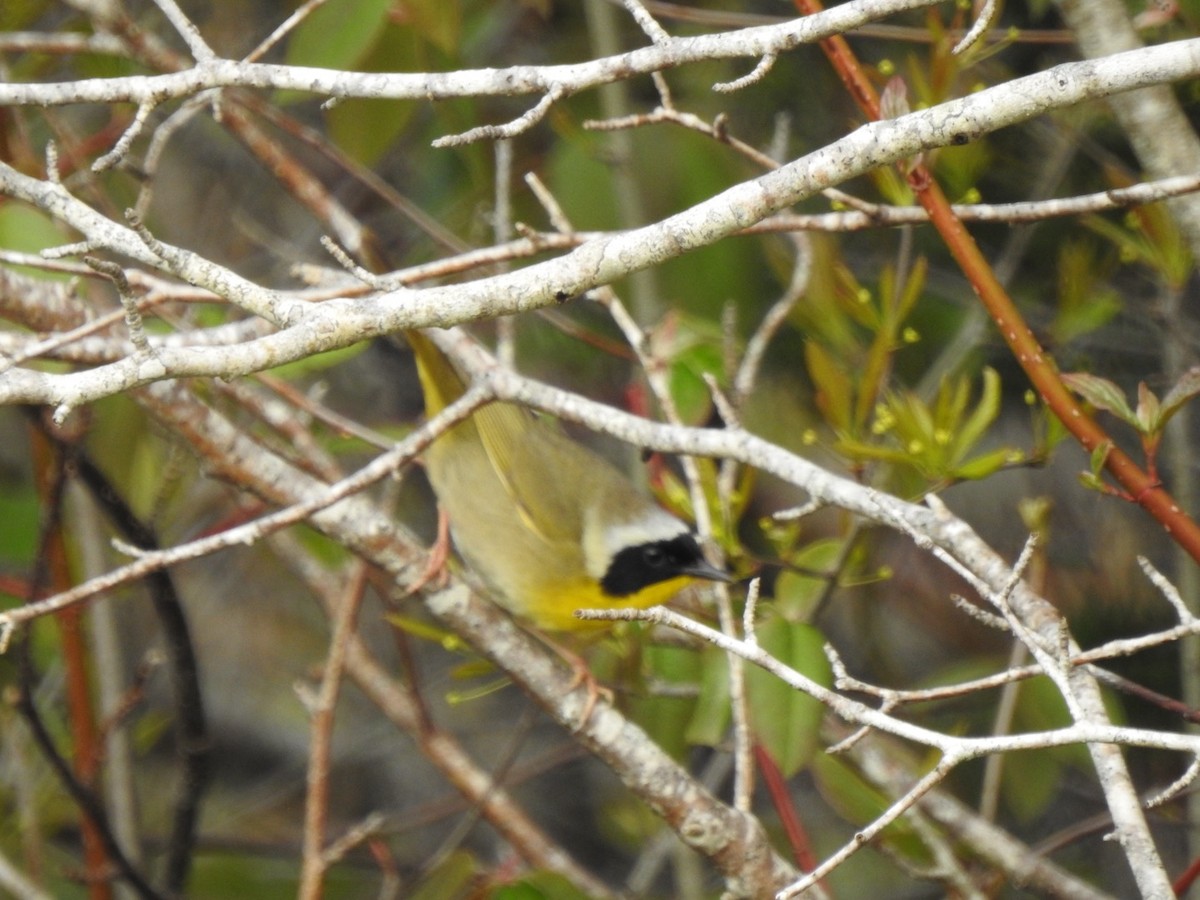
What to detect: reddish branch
<box><xmin>793</xmin><ymin>0</ymin><xmax>1200</xmax><ymax>564</ymax></box>
<box><xmin>29</xmin><ymin>426</ymin><xmax>114</xmax><ymax>900</ymax></box>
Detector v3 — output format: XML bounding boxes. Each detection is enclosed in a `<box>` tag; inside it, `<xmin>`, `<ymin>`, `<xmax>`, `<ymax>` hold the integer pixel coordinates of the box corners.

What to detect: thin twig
<box><xmin>298</xmin><ymin>561</ymin><xmax>370</xmax><ymax>899</ymax></box>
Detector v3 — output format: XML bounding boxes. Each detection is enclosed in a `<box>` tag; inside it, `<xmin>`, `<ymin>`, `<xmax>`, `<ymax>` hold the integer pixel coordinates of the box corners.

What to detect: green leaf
<box><xmin>629</xmin><ymin>644</ymin><xmax>701</xmax><ymax>759</ymax></box>
<box><xmin>1159</xmin><ymin>366</ymin><xmax>1200</xmax><ymax>427</ymax></box>
<box><xmin>1060</xmin><ymin>373</ymin><xmax>1138</xmax><ymax>427</ymax></box>
<box><xmin>268</xmin><ymin>341</ymin><xmax>368</xmax><ymax>379</ymax></box>
<box><xmin>0</xmin><ymin>484</ymin><xmax>39</xmax><ymax>566</ymax></box>
<box><xmin>746</xmin><ymin>615</ymin><xmax>831</xmax><ymax>777</ymax></box>
<box><xmin>1051</xmin><ymin>239</ymin><xmax>1122</xmax><ymax>345</ymax></box>
<box><xmin>832</xmin><ymin>437</ymin><xmax>915</xmax><ymax>467</ymax></box>
<box><xmin>1090</xmin><ymin>440</ymin><xmax>1113</xmax><ymax>478</ymax></box>
<box><xmin>0</xmin><ymin>204</ymin><xmax>71</xmax><ymax>278</ymax></box>
<box><xmin>492</xmin><ymin>872</ymin><xmax>593</xmax><ymax>900</ymax></box>
<box><xmin>953</xmin><ymin>367</ymin><xmax>1001</xmax><ymax>459</ymax></box>
<box><xmin>805</xmin><ymin>340</ymin><xmax>853</xmax><ymax>434</ymax></box>
<box><xmin>384</xmin><ymin>613</ymin><xmax>468</xmax><ymax>652</ymax></box>
<box><xmin>951</xmin><ymin>445</ymin><xmax>1018</xmax><ymax>481</ymax></box>
<box><xmin>326</xmin><ymin>96</ymin><xmax>413</xmax><ymax>167</ymax></box>
<box><xmin>684</xmin><ymin>647</ymin><xmax>731</xmax><ymax>747</ymax></box>
<box><xmin>408</xmin><ymin>850</ymin><xmax>479</xmax><ymax>900</ymax></box>
<box><xmin>775</xmin><ymin>538</ymin><xmax>846</xmax><ymax>622</ymax></box>
<box><xmin>667</xmin><ymin>339</ymin><xmax>723</xmax><ymax>426</ymax></box>
<box><xmin>811</xmin><ymin>753</ymin><xmax>930</xmax><ymax>863</ymax></box>
<box><xmin>1002</xmin><ymin>676</ymin><xmax>1099</xmax><ymax>821</ymax></box>
<box><xmin>401</xmin><ymin>0</ymin><xmax>464</xmax><ymax>58</ymax></box>
<box><xmin>284</xmin><ymin>0</ymin><xmax>393</xmax><ymax>73</ymax></box>
<box><xmin>1085</xmin><ymin>204</ymin><xmax>1193</xmax><ymax>288</ymax></box>
<box><xmin>893</xmin><ymin>255</ymin><xmax>928</xmax><ymax>324</ymax></box>
<box><xmin>1135</xmin><ymin>381</ymin><xmax>1161</xmax><ymax>433</ymax></box>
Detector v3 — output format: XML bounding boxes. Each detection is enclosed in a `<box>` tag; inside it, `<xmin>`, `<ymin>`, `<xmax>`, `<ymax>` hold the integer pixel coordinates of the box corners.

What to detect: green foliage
<box><xmin>1001</xmin><ymin>676</ymin><xmax>1109</xmax><ymax>822</ymax></box>
<box><xmin>1063</xmin><ymin>366</ymin><xmax>1200</xmax><ymax>485</ymax></box>
<box><xmin>656</xmin><ymin>311</ymin><xmax>727</xmax><ymax>425</ymax></box>
<box><xmin>1085</xmin><ymin>200</ymin><xmax>1192</xmax><ymax>289</ymax></box>
<box><xmin>0</xmin><ymin>205</ymin><xmax>71</xmax><ymax>278</ymax></box>
<box><xmin>1050</xmin><ymin>239</ymin><xmax>1122</xmax><ymax>345</ymax></box>
<box><xmin>838</xmin><ymin>367</ymin><xmax>1022</xmax><ymax>486</ymax></box>
<box><xmin>628</xmin><ymin>643</ymin><xmax>703</xmax><ymax>759</ymax></box>
<box><xmin>811</xmin><ymin>753</ymin><xmax>931</xmax><ymax>863</ymax></box>
<box><xmin>1064</xmin><ymin>368</ymin><xmax>1200</xmax><ymax>438</ymax></box>
<box><xmin>654</xmin><ymin>455</ymin><xmax>754</xmax><ymax>556</ymax></box>
<box><xmin>490</xmin><ymin>872</ymin><xmax>594</xmax><ymax>900</ymax></box>
<box><xmin>684</xmin><ymin>645</ymin><xmax>731</xmax><ymax>747</ymax></box>
<box><xmin>285</xmin><ymin>0</ymin><xmax>394</xmax><ymax>78</ymax></box>
<box><xmin>408</xmin><ymin>851</ymin><xmax>479</xmax><ymax>899</ymax></box>
<box><xmin>267</xmin><ymin>342</ymin><xmax>369</xmax><ymax>380</ymax></box>
<box><xmin>5</xmin><ymin>0</ymin><xmax>1196</xmax><ymax>895</ymax></box>
<box><xmin>84</xmin><ymin>395</ymin><xmax>172</xmax><ymax>521</ymax></box>
<box><xmin>800</xmin><ymin>244</ymin><xmax>931</xmax><ymax>460</ymax></box>
<box><xmin>773</xmin><ymin>538</ymin><xmax>846</xmax><ymax>622</ymax></box>
<box><xmin>0</xmin><ymin>483</ymin><xmax>40</xmax><ymax>569</ymax></box>
<box><xmin>745</xmin><ymin>612</ymin><xmax>831</xmax><ymax>778</ymax></box>
<box><xmin>544</xmin><ymin>132</ymin><xmax>623</xmax><ymax>231</ymax></box>
<box><xmin>284</xmin><ymin>0</ymin><xmax>471</xmax><ymax>164</ymax></box>
<box><xmin>188</xmin><ymin>852</ymin><xmax>378</xmax><ymax>898</ymax></box>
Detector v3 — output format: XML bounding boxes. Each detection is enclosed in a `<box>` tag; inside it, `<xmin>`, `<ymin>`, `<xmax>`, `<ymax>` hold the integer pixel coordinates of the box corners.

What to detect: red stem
<box><xmin>792</xmin><ymin>0</ymin><xmax>1200</xmax><ymax>565</ymax></box>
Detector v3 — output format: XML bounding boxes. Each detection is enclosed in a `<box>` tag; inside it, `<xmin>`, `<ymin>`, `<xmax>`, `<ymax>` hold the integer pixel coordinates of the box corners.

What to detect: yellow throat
<box><xmin>406</xmin><ymin>330</ymin><xmax>728</xmax><ymax>632</ymax></box>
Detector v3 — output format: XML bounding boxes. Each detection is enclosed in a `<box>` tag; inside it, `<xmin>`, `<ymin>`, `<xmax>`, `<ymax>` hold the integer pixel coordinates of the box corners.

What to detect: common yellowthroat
<box><xmin>408</xmin><ymin>330</ymin><xmax>729</xmax><ymax>631</ymax></box>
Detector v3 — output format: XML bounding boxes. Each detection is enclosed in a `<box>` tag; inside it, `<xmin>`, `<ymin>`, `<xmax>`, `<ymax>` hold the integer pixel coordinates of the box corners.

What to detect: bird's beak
<box><xmin>682</xmin><ymin>559</ymin><xmax>734</xmax><ymax>584</ymax></box>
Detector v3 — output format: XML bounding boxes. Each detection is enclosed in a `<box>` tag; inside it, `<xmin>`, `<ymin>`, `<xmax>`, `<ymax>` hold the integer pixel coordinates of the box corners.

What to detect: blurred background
<box><xmin>2</xmin><ymin>0</ymin><xmax>1200</xmax><ymax>896</ymax></box>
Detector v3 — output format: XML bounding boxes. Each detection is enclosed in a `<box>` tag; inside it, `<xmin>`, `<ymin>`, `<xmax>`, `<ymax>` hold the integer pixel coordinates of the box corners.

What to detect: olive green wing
<box><xmin>471</xmin><ymin>402</ymin><xmax>600</xmax><ymax>544</ymax></box>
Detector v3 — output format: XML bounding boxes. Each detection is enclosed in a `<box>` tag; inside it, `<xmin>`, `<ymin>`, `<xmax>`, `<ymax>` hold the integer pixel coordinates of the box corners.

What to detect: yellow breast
<box><xmin>521</xmin><ymin>575</ymin><xmax>696</xmax><ymax>632</ymax></box>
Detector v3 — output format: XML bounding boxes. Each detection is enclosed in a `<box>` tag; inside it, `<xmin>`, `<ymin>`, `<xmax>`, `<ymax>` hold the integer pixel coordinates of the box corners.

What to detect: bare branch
<box><xmin>433</xmin><ymin>84</ymin><xmax>568</xmax><ymax>147</ymax></box>
<box><xmin>6</xmin><ymin>42</ymin><xmax>1200</xmax><ymax>416</ymax></box>
<box><xmin>713</xmin><ymin>52</ymin><xmax>778</xmax><ymax>92</ymax></box>
<box><xmin>0</xmin><ymin>0</ymin><xmax>954</xmax><ymax>109</ymax></box>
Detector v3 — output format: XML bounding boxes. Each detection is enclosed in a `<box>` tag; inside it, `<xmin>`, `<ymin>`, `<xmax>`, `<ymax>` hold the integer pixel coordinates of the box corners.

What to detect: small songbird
<box><xmin>407</xmin><ymin>329</ymin><xmax>729</xmax><ymax>631</ymax></box>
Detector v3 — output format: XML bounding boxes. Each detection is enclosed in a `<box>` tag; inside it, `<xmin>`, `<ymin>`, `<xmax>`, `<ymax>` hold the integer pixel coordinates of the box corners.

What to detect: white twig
<box><xmin>0</xmin><ymin>384</ymin><xmax>490</xmax><ymax>646</ymax></box>
<box><xmin>752</xmin><ymin>173</ymin><xmax>1200</xmax><ymax>228</ymax></box>
<box><xmin>494</xmin><ymin>139</ymin><xmax>516</xmax><ymax>366</ymax></box>
<box><xmin>703</xmin><ymin>372</ymin><xmax>740</xmax><ymax>428</ymax></box>
<box><xmin>320</xmin><ymin>236</ymin><xmax>383</xmax><ymax>288</ymax></box>
<box><xmin>40</xmin><ymin>241</ymin><xmax>93</xmax><ymax>260</ymax></box>
<box><xmin>1139</xmin><ymin>554</ymin><xmax>1197</xmax><ymax>624</ymax></box>
<box><xmin>951</xmin><ymin>594</ymin><xmax>1009</xmax><ymax>630</ymax></box>
<box><xmin>0</xmin><ymin>846</ymin><xmax>53</xmax><ymax>900</ymax></box>
<box><xmin>713</xmin><ymin>52</ymin><xmax>778</xmax><ymax>92</ymax></box>
<box><xmin>1146</xmin><ymin>755</ymin><xmax>1200</xmax><ymax>809</ymax></box>
<box><xmin>7</xmin><ymin>46</ymin><xmax>1200</xmax><ymax>412</ymax></box>
<box><xmin>94</xmin><ymin>101</ymin><xmax>158</xmax><ymax>171</ymax></box>
<box><xmin>734</xmin><ymin>239</ymin><xmax>811</xmax><ymax>405</ymax></box>
<box><xmin>82</xmin><ymin>258</ymin><xmax>154</xmax><ymax>359</ymax></box>
<box><xmin>778</xmin><ymin>760</ymin><xmax>958</xmax><ymax>898</ymax></box>
<box><xmin>433</xmin><ymin>84</ymin><xmax>568</xmax><ymax>147</ymax></box>
<box><xmin>772</xmin><ymin>500</ymin><xmax>824</xmax><ymax>521</ymax></box>
<box><xmin>742</xmin><ymin>577</ymin><xmax>762</xmax><ymax>649</ymax></box>
<box><xmin>0</xmin><ymin>0</ymin><xmax>953</xmax><ymax>108</ymax></box>
<box><xmin>525</xmin><ymin>171</ymin><xmax>574</xmax><ymax>233</ymax></box>
<box><xmin>245</xmin><ymin>0</ymin><xmax>329</xmax><ymax>63</ymax></box>
<box><xmin>135</xmin><ymin>93</ymin><xmax>215</xmax><ymax>218</ymax></box>
<box><xmin>952</xmin><ymin>0</ymin><xmax>1000</xmax><ymax>55</ymax></box>
<box><xmin>622</xmin><ymin>0</ymin><xmax>671</xmax><ymax>43</ymax></box>
<box><xmin>578</xmin><ymin>604</ymin><xmax>1200</xmax><ymax>752</ymax></box>
<box><xmin>150</xmin><ymin>0</ymin><xmax>216</xmax><ymax>62</ymax></box>
<box><xmin>45</xmin><ymin>141</ymin><xmax>60</xmax><ymax>184</ymax></box>
<box><xmin>124</xmin><ymin>208</ymin><xmax>303</xmax><ymax>325</ymax></box>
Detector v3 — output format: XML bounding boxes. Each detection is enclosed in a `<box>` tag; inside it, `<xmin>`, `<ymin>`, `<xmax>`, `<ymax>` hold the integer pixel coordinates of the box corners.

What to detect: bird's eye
<box><xmin>643</xmin><ymin>546</ymin><xmax>666</xmax><ymax>567</ymax></box>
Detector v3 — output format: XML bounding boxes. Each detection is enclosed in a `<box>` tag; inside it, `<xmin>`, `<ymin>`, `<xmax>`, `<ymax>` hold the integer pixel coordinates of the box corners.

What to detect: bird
<box><xmin>407</xmin><ymin>329</ymin><xmax>729</xmax><ymax>632</ymax></box>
